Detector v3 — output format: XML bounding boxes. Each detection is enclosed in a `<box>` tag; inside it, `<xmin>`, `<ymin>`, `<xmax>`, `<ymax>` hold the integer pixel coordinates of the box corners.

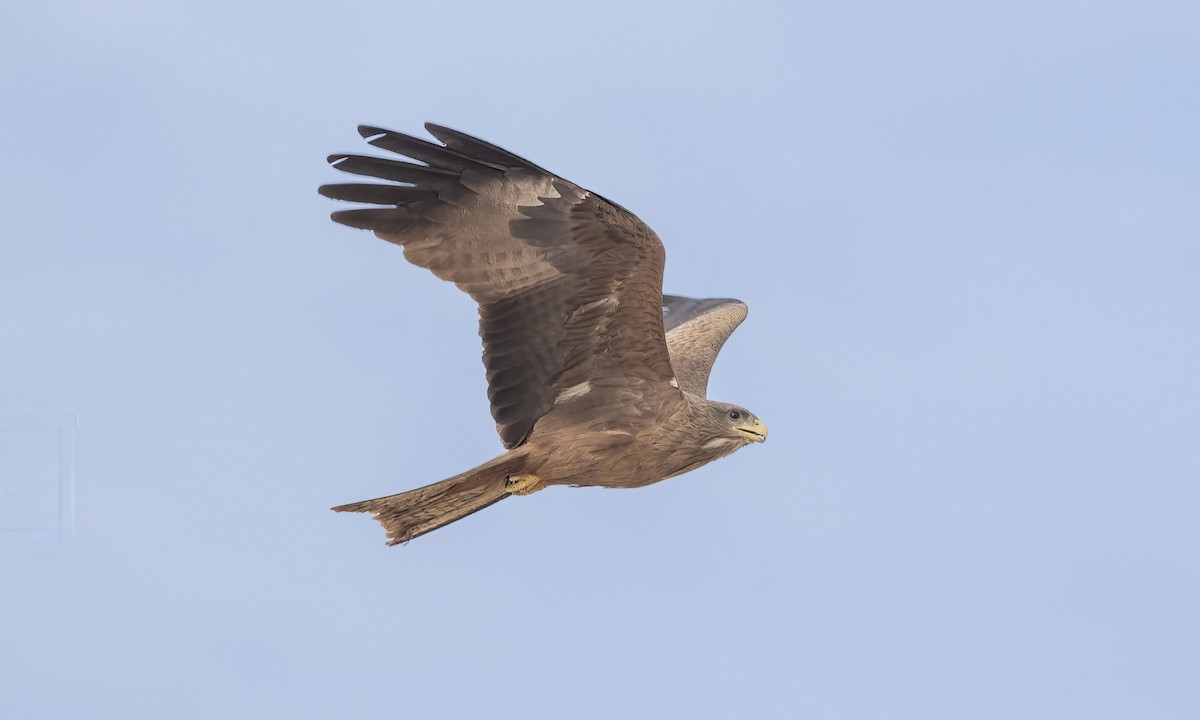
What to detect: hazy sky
<box><xmin>3</xmin><ymin>1</ymin><xmax>1198</xmax><ymax>718</ymax></box>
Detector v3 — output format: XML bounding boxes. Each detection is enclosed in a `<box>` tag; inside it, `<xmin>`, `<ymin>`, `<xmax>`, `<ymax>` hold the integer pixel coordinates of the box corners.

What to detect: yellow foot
<box><xmin>505</xmin><ymin>474</ymin><xmax>544</xmax><ymax>496</ymax></box>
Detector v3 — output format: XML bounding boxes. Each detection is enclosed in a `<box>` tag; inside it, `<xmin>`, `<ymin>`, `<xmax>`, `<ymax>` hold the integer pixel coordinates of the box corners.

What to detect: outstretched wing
<box><xmin>662</xmin><ymin>295</ymin><xmax>748</xmax><ymax>398</ymax></box>
<box><xmin>320</xmin><ymin>124</ymin><xmax>678</xmax><ymax>448</ymax></box>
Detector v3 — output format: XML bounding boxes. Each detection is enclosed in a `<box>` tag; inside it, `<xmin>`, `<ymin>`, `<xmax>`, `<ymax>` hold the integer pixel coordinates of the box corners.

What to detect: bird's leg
<box><xmin>505</xmin><ymin>474</ymin><xmax>544</xmax><ymax>496</ymax></box>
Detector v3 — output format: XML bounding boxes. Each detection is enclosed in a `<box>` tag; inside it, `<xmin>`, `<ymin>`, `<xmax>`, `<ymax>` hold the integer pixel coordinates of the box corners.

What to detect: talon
<box><xmin>505</xmin><ymin>474</ymin><xmax>543</xmax><ymax>496</ymax></box>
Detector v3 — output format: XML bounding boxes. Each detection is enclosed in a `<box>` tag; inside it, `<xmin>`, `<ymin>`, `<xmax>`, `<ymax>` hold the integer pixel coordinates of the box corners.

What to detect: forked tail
<box><xmin>333</xmin><ymin>452</ymin><xmax>527</xmax><ymax>545</ymax></box>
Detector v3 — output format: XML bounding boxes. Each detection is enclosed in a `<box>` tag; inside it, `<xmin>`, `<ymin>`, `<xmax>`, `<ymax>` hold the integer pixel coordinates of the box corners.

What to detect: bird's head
<box><xmin>709</xmin><ymin>402</ymin><xmax>768</xmax><ymax>444</ymax></box>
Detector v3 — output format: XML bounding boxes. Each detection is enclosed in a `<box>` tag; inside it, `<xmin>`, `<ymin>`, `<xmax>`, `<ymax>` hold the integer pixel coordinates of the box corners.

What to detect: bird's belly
<box><xmin>526</xmin><ymin>430</ymin><xmax>696</xmax><ymax>490</ymax></box>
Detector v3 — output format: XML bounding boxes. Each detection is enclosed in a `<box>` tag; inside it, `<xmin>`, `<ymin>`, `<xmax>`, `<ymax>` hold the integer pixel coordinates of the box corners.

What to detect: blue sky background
<box><xmin>3</xmin><ymin>1</ymin><xmax>1198</xmax><ymax>717</ymax></box>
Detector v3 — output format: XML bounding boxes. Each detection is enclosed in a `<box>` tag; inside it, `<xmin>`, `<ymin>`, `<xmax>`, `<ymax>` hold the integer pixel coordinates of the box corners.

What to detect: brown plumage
<box><xmin>321</xmin><ymin>124</ymin><xmax>767</xmax><ymax>544</ymax></box>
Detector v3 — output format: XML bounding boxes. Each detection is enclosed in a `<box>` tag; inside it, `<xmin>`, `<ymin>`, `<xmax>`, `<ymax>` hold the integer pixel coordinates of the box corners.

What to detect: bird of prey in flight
<box><xmin>319</xmin><ymin>124</ymin><xmax>767</xmax><ymax>544</ymax></box>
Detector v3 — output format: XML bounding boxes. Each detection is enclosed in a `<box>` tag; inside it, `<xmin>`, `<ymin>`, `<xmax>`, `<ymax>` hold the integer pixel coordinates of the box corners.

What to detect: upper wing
<box><xmin>662</xmin><ymin>295</ymin><xmax>748</xmax><ymax>398</ymax></box>
<box><xmin>320</xmin><ymin>124</ymin><xmax>678</xmax><ymax>448</ymax></box>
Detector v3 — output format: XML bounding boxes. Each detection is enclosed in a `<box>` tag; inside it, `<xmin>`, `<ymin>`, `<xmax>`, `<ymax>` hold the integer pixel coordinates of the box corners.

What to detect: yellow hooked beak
<box><xmin>734</xmin><ymin>418</ymin><xmax>768</xmax><ymax>443</ymax></box>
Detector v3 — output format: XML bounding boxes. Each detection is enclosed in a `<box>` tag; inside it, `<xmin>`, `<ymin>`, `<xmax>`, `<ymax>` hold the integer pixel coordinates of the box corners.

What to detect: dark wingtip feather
<box><xmin>423</xmin><ymin>123</ymin><xmax>552</xmax><ymax>174</ymax></box>
<box><xmin>319</xmin><ymin>183</ymin><xmax>437</xmax><ymax>205</ymax></box>
<box><xmin>358</xmin><ymin>125</ymin><xmax>389</xmax><ymax>140</ymax></box>
<box><xmin>326</xmin><ymin>153</ymin><xmax>458</xmax><ymax>183</ymax></box>
<box><xmin>423</xmin><ymin>123</ymin><xmax>483</xmax><ymax>149</ymax></box>
<box><xmin>330</xmin><ymin>207</ymin><xmax>419</xmax><ymax>233</ymax></box>
<box><xmin>329</xmin><ymin>210</ymin><xmax>370</xmax><ymax>230</ymax></box>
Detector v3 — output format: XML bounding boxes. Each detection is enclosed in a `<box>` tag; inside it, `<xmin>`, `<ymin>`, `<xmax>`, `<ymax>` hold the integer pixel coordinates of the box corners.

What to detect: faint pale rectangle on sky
<box><xmin>0</xmin><ymin>410</ymin><xmax>75</xmax><ymax>549</ymax></box>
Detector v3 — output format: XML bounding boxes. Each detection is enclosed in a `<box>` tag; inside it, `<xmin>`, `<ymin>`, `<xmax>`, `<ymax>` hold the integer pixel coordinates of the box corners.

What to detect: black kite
<box><xmin>319</xmin><ymin>125</ymin><xmax>767</xmax><ymax>544</ymax></box>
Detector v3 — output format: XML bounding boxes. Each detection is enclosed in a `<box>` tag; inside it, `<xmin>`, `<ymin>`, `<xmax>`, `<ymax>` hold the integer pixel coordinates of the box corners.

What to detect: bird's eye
<box><xmin>729</xmin><ymin>410</ymin><xmax>742</xmax><ymax>420</ymax></box>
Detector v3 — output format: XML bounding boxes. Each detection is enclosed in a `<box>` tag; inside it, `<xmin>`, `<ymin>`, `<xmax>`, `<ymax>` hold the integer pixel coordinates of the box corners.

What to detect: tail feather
<box><xmin>333</xmin><ymin>453</ymin><xmax>525</xmax><ymax>545</ymax></box>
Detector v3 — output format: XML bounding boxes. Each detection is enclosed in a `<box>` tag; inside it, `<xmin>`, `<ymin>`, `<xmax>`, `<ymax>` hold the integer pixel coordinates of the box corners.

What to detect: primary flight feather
<box><xmin>320</xmin><ymin>124</ymin><xmax>766</xmax><ymax>544</ymax></box>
